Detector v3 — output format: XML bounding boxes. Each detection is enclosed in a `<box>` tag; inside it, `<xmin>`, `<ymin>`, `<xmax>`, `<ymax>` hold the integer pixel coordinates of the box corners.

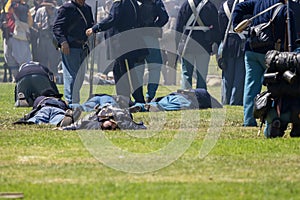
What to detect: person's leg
<box><xmin>264</xmin><ymin>108</ymin><xmax>290</xmax><ymax>138</ymax></box>
<box><xmin>134</xmin><ymin>61</ymin><xmax>146</xmax><ymax>99</ymax></box>
<box><xmin>28</xmin><ymin>106</ymin><xmax>65</xmax><ymax>125</ymax></box>
<box><xmin>113</xmin><ymin>59</ymin><xmax>131</xmax><ymax>100</ymax></box>
<box><xmin>11</xmin><ymin>38</ymin><xmax>31</xmax><ymax>66</ymax></box>
<box><xmin>181</xmin><ymin>54</ymin><xmax>194</xmax><ymax>89</ymax></box>
<box><xmin>128</xmin><ymin>59</ymin><xmax>145</xmax><ymax>103</ymax></box>
<box><xmin>145</xmin><ymin>49</ymin><xmax>162</xmax><ymax>100</ymax></box>
<box><xmin>144</xmin><ymin>38</ymin><xmax>163</xmax><ymax>100</ymax></box>
<box><xmin>36</xmin><ymin>35</ymin><xmax>48</xmax><ymax>67</ymax></box>
<box><xmin>3</xmin><ymin>38</ymin><xmax>19</xmax><ymax>82</ymax></box>
<box><xmin>195</xmin><ymin>53</ymin><xmax>210</xmax><ymax>90</ymax></box>
<box><xmin>230</xmin><ymin>56</ymin><xmax>245</xmax><ymax>105</ymax></box>
<box><xmin>221</xmin><ymin>57</ymin><xmax>235</xmax><ymax>105</ymax></box>
<box><xmin>61</xmin><ymin>48</ymin><xmax>86</xmax><ymax>104</ymax></box>
<box><xmin>243</xmin><ymin>51</ymin><xmax>266</xmax><ymax>126</ymax></box>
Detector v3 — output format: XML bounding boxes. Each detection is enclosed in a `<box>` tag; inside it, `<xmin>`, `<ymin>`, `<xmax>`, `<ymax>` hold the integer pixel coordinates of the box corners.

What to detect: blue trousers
<box><xmin>221</xmin><ymin>56</ymin><xmax>245</xmax><ymax>105</ymax></box>
<box><xmin>28</xmin><ymin>106</ymin><xmax>65</xmax><ymax>125</ymax></box>
<box><xmin>61</xmin><ymin>48</ymin><xmax>87</xmax><ymax>105</ymax></box>
<box><xmin>243</xmin><ymin>51</ymin><xmax>266</xmax><ymax>126</ymax></box>
<box><xmin>181</xmin><ymin>53</ymin><xmax>210</xmax><ymax>90</ymax></box>
<box><xmin>144</xmin><ymin>36</ymin><xmax>163</xmax><ymax>99</ymax></box>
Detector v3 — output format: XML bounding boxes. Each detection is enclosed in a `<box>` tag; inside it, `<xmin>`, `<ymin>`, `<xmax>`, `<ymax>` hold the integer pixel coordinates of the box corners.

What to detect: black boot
<box><xmin>290</xmin><ymin>123</ymin><xmax>300</xmax><ymax>137</ymax></box>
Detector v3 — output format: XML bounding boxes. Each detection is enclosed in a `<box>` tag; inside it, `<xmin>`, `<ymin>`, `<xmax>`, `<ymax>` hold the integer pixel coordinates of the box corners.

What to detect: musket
<box><xmin>89</xmin><ymin>0</ymin><xmax>98</xmax><ymax>99</ymax></box>
<box><xmin>286</xmin><ymin>0</ymin><xmax>292</xmax><ymax>52</ymax></box>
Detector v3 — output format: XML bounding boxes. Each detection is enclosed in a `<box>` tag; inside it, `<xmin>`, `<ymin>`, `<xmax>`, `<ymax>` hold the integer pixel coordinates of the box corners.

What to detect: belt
<box><xmin>74</xmin><ymin>40</ymin><xmax>87</xmax><ymax>45</ymax></box>
<box><xmin>69</xmin><ymin>40</ymin><xmax>89</xmax><ymax>49</ymax></box>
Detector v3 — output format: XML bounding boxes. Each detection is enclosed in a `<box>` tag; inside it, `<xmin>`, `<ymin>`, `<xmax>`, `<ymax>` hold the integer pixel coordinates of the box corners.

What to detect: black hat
<box><xmin>41</xmin><ymin>0</ymin><xmax>56</xmax><ymax>7</ymax></box>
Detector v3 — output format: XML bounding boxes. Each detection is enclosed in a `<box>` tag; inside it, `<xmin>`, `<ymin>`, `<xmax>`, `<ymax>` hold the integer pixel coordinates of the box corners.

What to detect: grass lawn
<box><xmin>0</xmin><ymin>82</ymin><xmax>300</xmax><ymax>200</ymax></box>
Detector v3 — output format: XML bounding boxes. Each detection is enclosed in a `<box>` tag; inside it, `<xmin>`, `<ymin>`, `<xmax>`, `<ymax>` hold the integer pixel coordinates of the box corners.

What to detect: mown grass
<box><xmin>1</xmin><ymin>81</ymin><xmax>300</xmax><ymax>200</ymax></box>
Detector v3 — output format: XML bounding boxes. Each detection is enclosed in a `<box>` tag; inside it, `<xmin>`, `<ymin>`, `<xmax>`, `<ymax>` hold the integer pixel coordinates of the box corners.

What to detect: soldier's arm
<box><xmin>153</xmin><ymin>0</ymin><xmax>169</xmax><ymax>27</ymax></box>
<box><xmin>91</xmin><ymin>0</ymin><xmax>122</xmax><ymax>33</ymax></box>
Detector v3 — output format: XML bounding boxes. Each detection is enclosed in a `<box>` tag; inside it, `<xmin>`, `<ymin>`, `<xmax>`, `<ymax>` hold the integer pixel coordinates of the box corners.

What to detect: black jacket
<box><xmin>53</xmin><ymin>1</ymin><xmax>94</xmax><ymax>48</ymax></box>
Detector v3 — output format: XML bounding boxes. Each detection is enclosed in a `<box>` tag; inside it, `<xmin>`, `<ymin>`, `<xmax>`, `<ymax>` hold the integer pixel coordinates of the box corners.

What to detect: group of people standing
<box><xmin>2</xmin><ymin>0</ymin><xmax>300</xmax><ymax>130</ymax></box>
<box><xmin>1</xmin><ymin>0</ymin><xmax>63</xmax><ymax>82</ymax></box>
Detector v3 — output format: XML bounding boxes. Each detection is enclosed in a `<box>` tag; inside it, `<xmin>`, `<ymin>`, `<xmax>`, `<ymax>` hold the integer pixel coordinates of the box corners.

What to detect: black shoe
<box><xmin>128</xmin><ymin>105</ymin><xmax>141</xmax><ymax>113</ymax></box>
<box><xmin>269</xmin><ymin>119</ymin><xmax>285</xmax><ymax>138</ymax></box>
<box><xmin>59</xmin><ymin>109</ymin><xmax>74</xmax><ymax>127</ymax></box>
<box><xmin>72</xmin><ymin>107</ymin><xmax>82</xmax><ymax>122</ymax></box>
<box><xmin>290</xmin><ymin>124</ymin><xmax>300</xmax><ymax>137</ymax></box>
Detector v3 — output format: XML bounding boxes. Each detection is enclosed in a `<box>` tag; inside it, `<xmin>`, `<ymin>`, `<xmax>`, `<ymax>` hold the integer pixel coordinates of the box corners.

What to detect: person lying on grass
<box><xmin>14</xmin><ymin>92</ymin><xmax>145</xmax><ymax>130</ymax></box>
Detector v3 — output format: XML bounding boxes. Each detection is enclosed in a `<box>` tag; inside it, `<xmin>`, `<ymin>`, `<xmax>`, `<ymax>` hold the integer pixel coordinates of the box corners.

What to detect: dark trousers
<box><xmin>113</xmin><ymin>58</ymin><xmax>145</xmax><ymax>104</ymax></box>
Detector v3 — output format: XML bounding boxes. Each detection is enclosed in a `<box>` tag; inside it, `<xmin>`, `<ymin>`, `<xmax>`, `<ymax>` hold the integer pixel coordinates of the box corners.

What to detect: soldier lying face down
<box><xmin>60</xmin><ymin>104</ymin><xmax>147</xmax><ymax>131</ymax></box>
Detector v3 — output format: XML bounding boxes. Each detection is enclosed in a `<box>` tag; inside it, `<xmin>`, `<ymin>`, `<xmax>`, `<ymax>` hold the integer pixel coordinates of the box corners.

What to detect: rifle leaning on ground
<box><xmin>285</xmin><ymin>0</ymin><xmax>292</xmax><ymax>52</ymax></box>
<box><xmin>89</xmin><ymin>0</ymin><xmax>98</xmax><ymax>99</ymax></box>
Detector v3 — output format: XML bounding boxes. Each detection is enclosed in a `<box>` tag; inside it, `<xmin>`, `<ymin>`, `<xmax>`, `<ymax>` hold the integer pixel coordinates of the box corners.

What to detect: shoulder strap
<box><xmin>188</xmin><ymin>0</ymin><xmax>205</xmax><ymax>26</ymax></box>
<box><xmin>224</xmin><ymin>0</ymin><xmax>246</xmax><ymax>40</ymax></box>
<box><xmin>222</xmin><ymin>0</ymin><xmax>240</xmax><ymax>43</ymax></box>
<box><xmin>223</xmin><ymin>1</ymin><xmax>231</xmax><ymax>20</ymax></box>
<box><xmin>271</xmin><ymin>3</ymin><xmax>284</xmax><ymax>22</ymax></box>
<box><xmin>185</xmin><ymin>0</ymin><xmax>209</xmax><ymax>31</ymax></box>
<box><xmin>186</xmin><ymin>0</ymin><xmax>208</xmax><ymax>27</ymax></box>
<box><xmin>76</xmin><ymin>7</ymin><xmax>88</xmax><ymax>26</ymax></box>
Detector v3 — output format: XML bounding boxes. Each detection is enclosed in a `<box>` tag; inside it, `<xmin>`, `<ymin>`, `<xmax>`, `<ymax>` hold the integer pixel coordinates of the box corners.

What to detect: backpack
<box><xmin>14</xmin><ymin>61</ymin><xmax>60</xmax><ymax>107</ymax></box>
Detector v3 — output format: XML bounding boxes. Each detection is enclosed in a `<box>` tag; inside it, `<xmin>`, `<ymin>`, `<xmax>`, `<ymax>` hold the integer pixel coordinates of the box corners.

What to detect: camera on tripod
<box><xmin>263</xmin><ymin>50</ymin><xmax>300</xmax><ymax>85</ymax></box>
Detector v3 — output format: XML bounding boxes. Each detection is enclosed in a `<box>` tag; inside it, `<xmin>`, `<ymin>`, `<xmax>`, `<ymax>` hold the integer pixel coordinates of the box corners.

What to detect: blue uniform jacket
<box><xmin>290</xmin><ymin>0</ymin><xmax>300</xmax><ymax>40</ymax></box>
<box><xmin>175</xmin><ymin>0</ymin><xmax>221</xmax><ymax>54</ymax></box>
<box><xmin>138</xmin><ymin>0</ymin><xmax>169</xmax><ymax>27</ymax></box>
<box><xmin>91</xmin><ymin>0</ymin><xmax>148</xmax><ymax>60</ymax></box>
<box><xmin>218</xmin><ymin>0</ymin><xmax>248</xmax><ymax>58</ymax></box>
<box><xmin>232</xmin><ymin>0</ymin><xmax>296</xmax><ymax>53</ymax></box>
<box><xmin>92</xmin><ymin>0</ymin><xmax>139</xmax><ymax>35</ymax></box>
<box><xmin>53</xmin><ymin>1</ymin><xmax>94</xmax><ymax>48</ymax></box>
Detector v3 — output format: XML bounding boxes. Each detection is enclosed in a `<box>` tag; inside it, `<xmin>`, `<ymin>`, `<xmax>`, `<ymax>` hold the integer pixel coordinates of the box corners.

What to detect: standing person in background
<box><xmin>29</xmin><ymin>0</ymin><xmax>42</xmax><ymax>61</ymax></box>
<box><xmin>160</xmin><ymin>0</ymin><xmax>180</xmax><ymax>86</ymax></box>
<box><xmin>218</xmin><ymin>0</ymin><xmax>246</xmax><ymax>106</ymax></box>
<box><xmin>1</xmin><ymin>0</ymin><xmax>32</xmax><ymax>82</ymax></box>
<box><xmin>137</xmin><ymin>0</ymin><xmax>169</xmax><ymax>103</ymax></box>
<box><xmin>176</xmin><ymin>0</ymin><xmax>221</xmax><ymax>90</ymax></box>
<box><xmin>232</xmin><ymin>0</ymin><xmax>296</xmax><ymax>126</ymax></box>
<box><xmin>290</xmin><ymin>0</ymin><xmax>300</xmax><ymax>47</ymax></box>
<box><xmin>34</xmin><ymin>0</ymin><xmax>60</xmax><ymax>76</ymax></box>
<box><xmin>53</xmin><ymin>0</ymin><xmax>94</xmax><ymax>106</ymax></box>
<box><xmin>86</xmin><ymin>0</ymin><xmax>148</xmax><ymax>104</ymax></box>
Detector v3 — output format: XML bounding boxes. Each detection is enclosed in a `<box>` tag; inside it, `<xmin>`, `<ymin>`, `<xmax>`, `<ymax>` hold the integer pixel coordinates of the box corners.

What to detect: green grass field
<box><xmin>1</xmin><ymin>82</ymin><xmax>300</xmax><ymax>200</ymax></box>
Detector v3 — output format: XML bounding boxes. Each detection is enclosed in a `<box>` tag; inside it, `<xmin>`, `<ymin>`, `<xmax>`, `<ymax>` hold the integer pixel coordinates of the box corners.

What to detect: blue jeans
<box><xmin>28</xmin><ymin>106</ymin><xmax>65</xmax><ymax>125</ymax></box>
<box><xmin>61</xmin><ymin>48</ymin><xmax>87</xmax><ymax>105</ymax></box>
<box><xmin>181</xmin><ymin>53</ymin><xmax>210</xmax><ymax>90</ymax></box>
<box><xmin>243</xmin><ymin>51</ymin><xmax>266</xmax><ymax>126</ymax></box>
<box><xmin>140</xmin><ymin>36</ymin><xmax>163</xmax><ymax>100</ymax></box>
<box><xmin>221</xmin><ymin>56</ymin><xmax>245</xmax><ymax>105</ymax></box>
